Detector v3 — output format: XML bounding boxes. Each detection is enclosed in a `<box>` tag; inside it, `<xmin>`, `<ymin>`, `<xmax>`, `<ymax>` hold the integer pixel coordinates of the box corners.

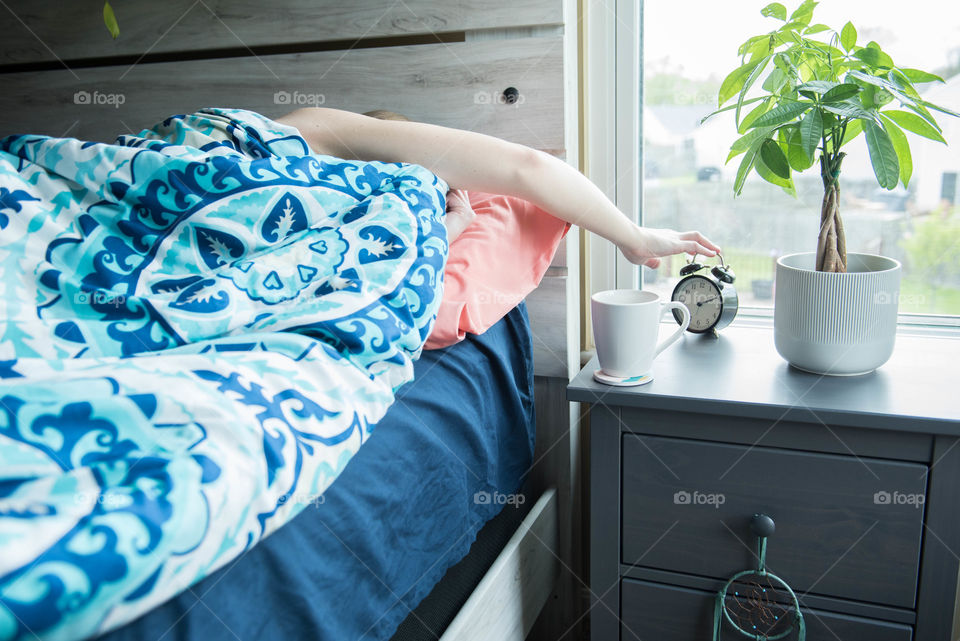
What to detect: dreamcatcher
<box><xmin>713</xmin><ymin>514</ymin><xmax>806</xmax><ymax>641</ymax></box>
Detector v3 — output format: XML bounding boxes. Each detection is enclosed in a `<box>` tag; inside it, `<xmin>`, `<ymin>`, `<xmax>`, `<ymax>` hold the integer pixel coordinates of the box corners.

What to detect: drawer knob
<box><xmin>750</xmin><ymin>513</ymin><xmax>776</xmax><ymax>538</ymax></box>
<box><xmin>502</xmin><ymin>87</ymin><xmax>520</xmax><ymax>104</ymax></box>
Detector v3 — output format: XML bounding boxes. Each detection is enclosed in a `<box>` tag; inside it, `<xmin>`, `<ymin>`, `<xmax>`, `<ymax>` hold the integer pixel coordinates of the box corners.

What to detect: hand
<box><xmin>444</xmin><ymin>188</ymin><xmax>476</xmax><ymax>242</ymax></box>
<box><xmin>617</xmin><ymin>226</ymin><xmax>721</xmax><ymax>269</ymax></box>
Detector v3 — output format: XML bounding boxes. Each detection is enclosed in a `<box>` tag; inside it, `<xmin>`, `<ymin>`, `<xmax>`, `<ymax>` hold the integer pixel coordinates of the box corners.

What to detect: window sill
<box><xmin>731</xmin><ymin>309</ymin><xmax>960</xmax><ymax>339</ymax></box>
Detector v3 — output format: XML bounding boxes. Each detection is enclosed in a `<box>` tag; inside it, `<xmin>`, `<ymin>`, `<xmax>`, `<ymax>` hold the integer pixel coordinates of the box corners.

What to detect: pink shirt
<box><xmin>424</xmin><ymin>191</ymin><xmax>570</xmax><ymax>350</ymax></box>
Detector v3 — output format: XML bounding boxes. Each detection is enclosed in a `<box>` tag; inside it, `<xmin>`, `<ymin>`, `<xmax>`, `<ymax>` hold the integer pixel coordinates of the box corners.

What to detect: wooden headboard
<box><xmin>0</xmin><ymin>0</ymin><xmax>577</xmax><ymax>379</ymax></box>
<box><xmin>0</xmin><ymin>7</ymin><xmax>582</xmax><ymax>636</ymax></box>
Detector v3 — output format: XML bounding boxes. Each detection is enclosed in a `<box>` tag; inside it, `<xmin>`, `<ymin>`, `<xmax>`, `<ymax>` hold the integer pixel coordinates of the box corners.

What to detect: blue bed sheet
<box><xmin>95</xmin><ymin>301</ymin><xmax>536</xmax><ymax>641</ymax></box>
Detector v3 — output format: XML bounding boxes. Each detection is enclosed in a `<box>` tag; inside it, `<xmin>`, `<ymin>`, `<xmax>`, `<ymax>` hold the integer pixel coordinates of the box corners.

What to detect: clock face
<box><xmin>672</xmin><ymin>275</ymin><xmax>723</xmax><ymax>333</ymax></box>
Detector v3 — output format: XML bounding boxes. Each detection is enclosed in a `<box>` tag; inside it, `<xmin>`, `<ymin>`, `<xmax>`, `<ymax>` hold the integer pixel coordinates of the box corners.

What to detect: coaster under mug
<box><xmin>593</xmin><ymin>369</ymin><xmax>653</xmax><ymax>387</ymax></box>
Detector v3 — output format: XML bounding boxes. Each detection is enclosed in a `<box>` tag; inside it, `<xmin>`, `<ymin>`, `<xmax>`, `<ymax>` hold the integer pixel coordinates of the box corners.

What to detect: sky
<box><xmin>644</xmin><ymin>0</ymin><xmax>960</xmax><ymax>81</ymax></box>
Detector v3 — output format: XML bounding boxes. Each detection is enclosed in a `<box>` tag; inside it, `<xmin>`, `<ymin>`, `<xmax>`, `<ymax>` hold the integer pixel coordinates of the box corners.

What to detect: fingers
<box><xmin>682</xmin><ymin>240</ymin><xmax>718</xmax><ymax>257</ymax></box>
<box><xmin>679</xmin><ymin>231</ymin><xmax>721</xmax><ymax>255</ymax></box>
<box><xmin>643</xmin><ymin>257</ymin><xmax>661</xmax><ymax>269</ymax></box>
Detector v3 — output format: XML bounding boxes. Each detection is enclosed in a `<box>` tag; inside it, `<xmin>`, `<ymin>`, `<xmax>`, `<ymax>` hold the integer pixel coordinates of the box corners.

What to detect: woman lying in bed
<box><xmin>0</xmin><ymin>105</ymin><xmax>719</xmax><ymax>641</ymax></box>
<box><xmin>276</xmin><ymin>107</ymin><xmax>721</xmax><ymax>266</ymax></box>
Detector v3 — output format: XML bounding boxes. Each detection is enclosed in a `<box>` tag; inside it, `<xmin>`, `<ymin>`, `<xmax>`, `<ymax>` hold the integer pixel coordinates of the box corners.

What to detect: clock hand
<box><xmin>697</xmin><ymin>296</ymin><xmax>719</xmax><ymax>307</ymax></box>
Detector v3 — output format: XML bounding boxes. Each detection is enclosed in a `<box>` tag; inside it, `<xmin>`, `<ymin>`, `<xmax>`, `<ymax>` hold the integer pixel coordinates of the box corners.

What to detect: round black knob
<box><xmin>751</xmin><ymin>513</ymin><xmax>776</xmax><ymax>538</ymax></box>
<box><xmin>502</xmin><ymin>87</ymin><xmax>520</xmax><ymax>104</ymax></box>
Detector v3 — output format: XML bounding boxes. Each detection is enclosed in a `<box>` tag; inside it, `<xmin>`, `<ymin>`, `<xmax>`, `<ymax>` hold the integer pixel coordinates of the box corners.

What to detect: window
<box><xmin>640</xmin><ymin>0</ymin><xmax>960</xmax><ymax>321</ymax></box>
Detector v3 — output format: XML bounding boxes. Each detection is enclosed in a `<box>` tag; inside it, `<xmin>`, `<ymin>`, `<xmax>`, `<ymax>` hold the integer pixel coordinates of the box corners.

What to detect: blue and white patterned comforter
<box><xmin>0</xmin><ymin>108</ymin><xmax>449</xmax><ymax>640</ymax></box>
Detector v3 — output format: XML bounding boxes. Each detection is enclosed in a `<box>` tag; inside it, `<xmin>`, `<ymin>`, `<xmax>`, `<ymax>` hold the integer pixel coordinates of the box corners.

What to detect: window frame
<box><xmin>584</xmin><ymin>0</ymin><xmax>960</xmax><ymax>331</ymax></box>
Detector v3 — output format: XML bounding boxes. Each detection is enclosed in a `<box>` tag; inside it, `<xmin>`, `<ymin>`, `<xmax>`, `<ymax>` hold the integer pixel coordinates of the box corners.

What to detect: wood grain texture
<box><xmin>621</xmin><ymin>578</ymin><xmax>914</xmax><ymax>641</ymax></box>
<box><xmin>439</xmin><ymin>489</ymin><xmax>559</xmax><ymax>641</ymax></box>
<box><xmin>526</xmin><ymin>275</ymin><xmax>569</xmax><ymax>378</ymax></box>
<box><xmin>526</xmin><ymin>376</ymin><xmax>578</xmax><ymax>641</ymax></box>
<box><xmin>0</xmin><ymin>0</ymin><xmax>562</xmax><ymax>66</ymax></box>
<box><xmin>915</xmin><ymin>436</ymin><xmax>960</xmax><ymax>641</ymax></box>
<box><xmin>621</xmin><ymin>434</ymin><xmax>926</xmax><ymax>609</ymax></box>
<box><xmin>0</xmin><ymin>37</ymin><xmax>564</xmax><ymax>153</ymax></box>
<box><xmin>620</xmin><ymin>565</ymin><xmax>917</xmax><ymax>625</ymax></box>
<box><xmin>586</xmin><ymin>406</ymin><xmax>622</xmax><ymax>641</ymax></box>
<box><xmin>621</xmin><ymin>406</ymin><xmax>934</xmax><ymax>463</ymax></box>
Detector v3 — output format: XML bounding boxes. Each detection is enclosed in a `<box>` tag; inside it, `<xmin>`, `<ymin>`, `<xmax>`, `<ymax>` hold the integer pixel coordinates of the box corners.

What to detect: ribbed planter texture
<box><xmin>774</xmin><ymin>252</ymin><xmax>901</xmax><ymax>376</ymax></box>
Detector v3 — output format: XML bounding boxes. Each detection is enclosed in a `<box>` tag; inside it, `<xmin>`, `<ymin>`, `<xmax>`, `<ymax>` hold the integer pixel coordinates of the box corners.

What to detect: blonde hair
<box><xmin>363</xmin><ymin>109</ymin><xmax>411</xmax><ymax>122</ymax></box>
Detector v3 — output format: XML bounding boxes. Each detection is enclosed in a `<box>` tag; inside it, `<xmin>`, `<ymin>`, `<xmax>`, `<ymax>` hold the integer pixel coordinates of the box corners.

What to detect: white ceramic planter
<box><xmin>773</xmin><ymin>252</ymin><xmax>901</xmax><ymax>376</ymax></box>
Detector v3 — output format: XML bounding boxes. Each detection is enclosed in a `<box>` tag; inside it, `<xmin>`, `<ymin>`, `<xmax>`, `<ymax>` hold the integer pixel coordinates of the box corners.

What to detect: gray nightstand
<box><xmin>568</xmin><ymin>325</ymin><xmax>960</xmax><ymax>641</ymax></box>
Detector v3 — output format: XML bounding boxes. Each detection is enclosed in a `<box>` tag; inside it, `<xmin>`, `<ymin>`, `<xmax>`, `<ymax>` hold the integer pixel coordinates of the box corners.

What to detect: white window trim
<box><xmin>584</xmin><ymin>0</ymin><xmax>639</xmax><ymax>296</ymax></box>
<box><xmin>584</xmin><ymin>0</ymin><xmax>960</xmax><ymax>331</ymax></box>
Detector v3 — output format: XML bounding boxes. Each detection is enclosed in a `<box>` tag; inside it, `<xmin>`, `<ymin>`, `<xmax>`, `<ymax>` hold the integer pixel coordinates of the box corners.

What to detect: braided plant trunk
<box><xmin>816</xmin><ymin>152</ymin><xmax>847</xmax><ymax>273</ymax></box>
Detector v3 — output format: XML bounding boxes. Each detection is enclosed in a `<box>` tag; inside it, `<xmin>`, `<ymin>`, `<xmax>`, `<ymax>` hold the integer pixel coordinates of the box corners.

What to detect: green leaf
<box><xmin>920</xmin><ymin>98</ymin><xmax>960</xmax><ymax>119</ymax></box>
<box><xmin>762</xmin><ymin>67</ymin><xmax>787</xmax><ymax>95</ymax></box>
<box><xmin>873</xmin><ymin>88</ymin><xmax>894</xmax><ymax>108</ymax></box>
<box><xmin>756</xmin><ymin>152</ymin><xmax>797</xmax><ymax>196</ymax></box>
<box><xmin>886</xmin><ymin>69</ymin><xmax>921</xmax><ymax>99</ymax></box>
<box><xmin>854</xmin><ymin>46</ymin><xmax>894</xmax><ymax>69</ymax></box>
<box><xmin>840</xmin><ymin>119</ymin><xmax>864</xmax><ymax>147</ymax></box>
<box><xmin>840</xmin><ymin>21</ymin><xmax>856</xmax><ymax>52</ymax></box>
<box><xmin>745</xmin><ymin>36</ymin><xmax>772</xmax><ymax>62</ymax></box>
<box><xmin>727</xmin><ymin>126</ymin><xmax>777</xmax><ymax>162</ymax></box>
<box><xmin>881</xmin><ymin>109</ymin><xmax>946</xmax><ymax>143</ymax></box>
<box><xmin>821</xmin><ymin>100</ymin><xmax>880</xmax><ymax>125</ymax></box>
<box><xmin>779</xmin><ymin>20</ymin><xmax>807</xmax><ymax>32</ymax></box>
<box><xmin>700</xmin><ymin>96</ymin><xmax>766</xmax><ymax>124</ymax></box>
<box><xmin>863</xmin><ymin>120</ymin><xmax>899</xmax><ymax>189</ymax></box>
<box><xmin>904</xmin><ymin>103</ymin><xmax>944</xmax><ymax>134</ymax></box>
<box><xmin>897</xmin><ymin>67</ymin><xmax>944</xmax><ymax>84</ymax></box>
<box><xmin>760</xmin><ymin>138</ymin><xmax>791</xmax><ymax>179</ymax></box>
<box><xmin>804</xmin><ymin>23</ymin><xmax>830</xmax><ymax>35</ymax></box>
<box><xmin>773</xmin><ymin>51</ymin><xmax>799</xmax><ymax>79</ymax></box>
<box><xmin>735</xmin><ymin>56</ymin><xmax>772</xmax><ymax>127</ymax></box>
<box><xmin>718</xmin><ymin>59</ymin><xmax>763</xmax><ymax>106</ymax></box>
<box><xmin>879</xmin><ymin>115</ymin><xmax>912</xmax><ymax>188</ymax></box>
<box><xmin>734</xmin><ymin>139</ymin><xmax>764</xmax><ymax>196</ymax></box>
<box><xmin>848</xmin><ymin>70</ymin><xmax>921</xmax><ymax>111</ymax></box>
<box><xmin>760</xmin><ymin>2</ymin><xmax>787</xmax><ymax>20</ymax></box>
<box><xmin>103</xmin><ymin>1</ymin><xmax>120</xmax><ymax>39</ymax></box>
<box><xmin>785</xmin><ymin>126</ymin><xmax>816</xmax><ymax>170</ymax></box>
<box><xmin>796</xmin><ymin>80</ymin><xmax>839</xmax><ymax>96</ymax></box>
<box><xmin>738</xmin><ymin>35</ymin><xmax>768</xmax><ymax>57</ymax></box>
<box><xmin>820</xmin><ymin>83</ymin><xmax>861</xmax><ymax>103</ymax></box>
<box><xmin>739</xmin><ymin>99</ymin><xmax>772</xmax><ymax>134</ymax></box>
<box><xmin>750</xmin><ymin>101</ymin><xmax>813</xmax><ymax>128</ymax></box>
<box><xmin>788</xmin><ymin>0</ymin><xmax>817</xmax><ymax>26</ymax></box>
<box><xmin>799</xmin><ymin>108</ymin><xmax>822</xmax><ymax>161</ymax></box>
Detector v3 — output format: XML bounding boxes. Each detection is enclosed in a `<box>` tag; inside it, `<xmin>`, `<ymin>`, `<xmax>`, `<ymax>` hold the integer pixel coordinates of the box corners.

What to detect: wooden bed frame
<box><xmin>0</xmin><ymin>1</ymin><xmax>580</xmax><ymax>639</ymax></box>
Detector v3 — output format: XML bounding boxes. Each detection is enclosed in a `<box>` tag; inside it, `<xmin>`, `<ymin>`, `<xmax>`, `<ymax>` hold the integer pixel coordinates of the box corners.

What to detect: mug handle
<box><xmin>655</xmin><ymin>302</ymin><xmax>690</xmax><ymax>357</ymax></box>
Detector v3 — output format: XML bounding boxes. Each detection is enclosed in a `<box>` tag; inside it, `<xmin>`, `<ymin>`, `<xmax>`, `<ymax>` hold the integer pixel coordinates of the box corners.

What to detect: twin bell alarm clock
<box><xmin>670</xmin><ymin>253</ymin><xmax>739</xmax><ymax>335</ymax></box>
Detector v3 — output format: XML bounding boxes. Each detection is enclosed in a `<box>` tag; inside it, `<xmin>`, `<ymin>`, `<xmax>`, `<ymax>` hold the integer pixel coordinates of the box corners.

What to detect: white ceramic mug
<box><xmin>591</xmin><ymin>290</ymin><xmax>690</xmax><ymax>378</ymax></box>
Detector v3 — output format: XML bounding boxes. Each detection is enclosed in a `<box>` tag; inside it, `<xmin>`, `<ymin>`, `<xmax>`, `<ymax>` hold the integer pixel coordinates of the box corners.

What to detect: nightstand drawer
<box><xmin>621</xmin><ymin>434</ymin><xmax>926</xmax><ymax>608</ymax></box>
<box><xmin>621</xmin><ymin>578</ymin><xmax>913</xmax><ymax>641</ymax></box>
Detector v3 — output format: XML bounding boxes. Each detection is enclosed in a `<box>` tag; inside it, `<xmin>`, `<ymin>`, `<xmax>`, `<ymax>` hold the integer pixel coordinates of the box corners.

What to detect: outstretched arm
<box><xmin>276</xmin><ymin>107</ymin><xmax>720</xmax><ymax>267</ymax></box>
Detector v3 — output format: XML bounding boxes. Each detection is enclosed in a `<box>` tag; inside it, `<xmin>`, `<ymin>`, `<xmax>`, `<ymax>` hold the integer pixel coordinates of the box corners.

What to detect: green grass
<box><xmin>899</xmin><ymin>279</ymin><xmax>960</xmax><ymax>315</ymax></box>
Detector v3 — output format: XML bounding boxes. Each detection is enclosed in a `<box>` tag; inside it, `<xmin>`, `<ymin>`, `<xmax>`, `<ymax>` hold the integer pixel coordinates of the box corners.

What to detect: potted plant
<box><xmin>704</xmin><ymin>0</ymin><xmax>958</xmax><ymax>375</ymax></box>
